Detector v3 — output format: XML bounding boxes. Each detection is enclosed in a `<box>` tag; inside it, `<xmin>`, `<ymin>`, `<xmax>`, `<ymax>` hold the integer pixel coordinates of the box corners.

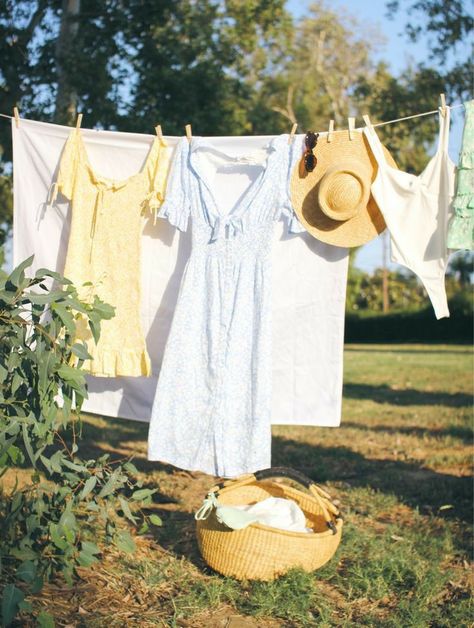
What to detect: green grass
<box><xmin>7</xmin><ymin>344</ymin><xmax>474</xmax><ymax>626</ymax></box>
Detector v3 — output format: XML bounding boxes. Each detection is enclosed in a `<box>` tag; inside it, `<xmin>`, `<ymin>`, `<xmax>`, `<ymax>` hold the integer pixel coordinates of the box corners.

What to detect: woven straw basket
<box><xmin>195</xmin><ymin>467</ymin><xmax>342</xmax><ymax>581</ymax></box>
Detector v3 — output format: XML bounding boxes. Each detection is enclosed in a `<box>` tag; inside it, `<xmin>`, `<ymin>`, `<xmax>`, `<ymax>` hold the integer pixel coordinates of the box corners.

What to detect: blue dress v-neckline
<box><xmin>189</xmin><ymin>135</ymin><xmax>282</xmax><ymax>223</ymax></box>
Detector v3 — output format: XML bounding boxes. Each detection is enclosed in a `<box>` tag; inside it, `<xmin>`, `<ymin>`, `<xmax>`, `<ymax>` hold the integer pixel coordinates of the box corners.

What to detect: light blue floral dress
<box><xmin>147</xmin><ymin>134</ymin><xmax>303</xmax><ymax>477</ymax></box>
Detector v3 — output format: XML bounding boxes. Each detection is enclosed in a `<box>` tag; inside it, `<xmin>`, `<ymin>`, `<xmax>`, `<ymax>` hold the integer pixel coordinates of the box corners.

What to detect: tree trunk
<box><xmin>54</xmin><ymin>0</ymin><xmax>80</xmax><ymax>124</ymax></box>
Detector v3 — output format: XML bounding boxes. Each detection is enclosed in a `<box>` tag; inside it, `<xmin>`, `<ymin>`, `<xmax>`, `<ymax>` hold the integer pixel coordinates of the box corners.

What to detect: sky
<box><xmin>287</xmin><ymin>0</ymin><xmax>470</xmax><ymax>272</ymax></box>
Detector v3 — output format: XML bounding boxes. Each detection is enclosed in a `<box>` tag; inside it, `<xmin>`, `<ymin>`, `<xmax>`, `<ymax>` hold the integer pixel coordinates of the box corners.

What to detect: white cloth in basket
<box><xmin>221</xmin><ymin>497</ymin><xmax>312</xmax><ymax>533</ymax></box>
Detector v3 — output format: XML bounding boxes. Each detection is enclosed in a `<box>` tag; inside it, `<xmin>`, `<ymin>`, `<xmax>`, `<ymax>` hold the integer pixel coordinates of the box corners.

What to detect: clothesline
<box><xmin>0</xmin><ymin>103</ymin><xmax>464</xmax><ymax>134</ymax></box>
<box><xmin>12</xmin><ymin>98</ymin><xmax>467</xmax><ymax>467</ymax></box>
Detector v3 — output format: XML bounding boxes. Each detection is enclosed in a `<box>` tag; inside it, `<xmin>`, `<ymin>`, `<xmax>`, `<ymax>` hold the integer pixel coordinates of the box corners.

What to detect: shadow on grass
<box><xmin>344</xmin><ymin>383</ymin><xmax>472</xmax><ymax>407</ymax></box>
<box><xmin>70</xmin><ymin>416</ymin><xmax>472</xmax><ymax>527</ymax></box>
<box><xmin>73</xmin><ymin>416</ymin><xmax>182</xmax><ymax>477</ymax></box>
<box><xmin>150</xmin><ymin>508</ymin><xmax>207</xmax><ymax>571</ymax></box>
<box><xmin>272</xmin><ymin>436</ymin><xmax>473</xmax><ymax>526</ymax></box>
<box><xmin>341</xmin><ymin>421</ymin><xmax>473</xmax><ymax>443</ymax></box>
<box><xmin>14</xmin><ymin>413</ymin><xmax>469</xmax><ymax>566</ymax></box>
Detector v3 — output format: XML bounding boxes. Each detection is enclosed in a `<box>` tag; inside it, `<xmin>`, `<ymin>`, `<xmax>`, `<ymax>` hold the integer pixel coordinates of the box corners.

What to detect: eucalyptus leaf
<box><xmin>21</xmin><ymin>423</ymin><xmax>36</xmax><ymax>467</ymax></box>
<box><xmin>86</xmin><ymin>501</ymin><xmax>100</xmax><ymax>512</ymax></box>
<box><xmin>149</xmin><ymin>514</ymin><xmax>163</xmax><ymax>527</ymax></box>
<box><xmin>59</xmin><ymin>507</ymin><xmax>77</xmax><ymax>532</ymax></box>
<box><xmin>114</xmin><ymin>529</ymin><xmax>136</xmax><ymax>554</ymax></box>
<box><xmin>118</xmin><ymin>497</ymin><xmax>137</xmax><ymax>524</ymax></box>
<box><xmin>98</xmin><ymin>469</ymin><xmax>124</xmax><ymax>498</ymax></box>
<box><xmin>35</xmin><ymin>268</ymin><xmax>70</xmax><ymax>283</ymax></box>
<box><xmin>49</xmin><ymin>523</ymin><xmax>68</xmax><ymax>550</ymax></box>
<box><xmin>123</xmin><ymin>461</ymin><xmax>139</xmax><ymax>475</ymax></box>
<box><xmin>6</xmin><ymin>255</ymin><xmax>34</xmax><ymax>288</ymax></box>
<box><xmin>71</xmin><ymin>343</ymin><xmax>91</xmax><ymax>360</ymax></box>
<box><xmin>1</xmin><ymin>584</ymin><xmax>25</xmax><ymax>626</ymax></box>
<box><xmin>31</xmin><ymin>576</ymin><xmax>44</xmax><ymax>595</ymax></box>
<box><xmin>81</xmin><ymin>540</ymin><xmax>100</xmax><ymax>556</ymax></box>
<box><xmin>6</xmin><ymin>445</ymin><xmax>23</xmax><ymax>465</ymax></box>
<box><xmin>11</xmin><ymin>372</ymin><xmax>23</xmax><ymax>395</ymax></box>
<box><xmin>16</xmin><ymin>560</ymin><xmax>37</xmax><ymax>583</ymax></box>
<box><xmin>9</xmin><ymin>547</ymin><xmax>37</xmax><ymax>561</ymax></box>
<box><xmin>62</xmin><ymin>459</ymin><xmax>86</xmax><ymax>473</ymax></box>
<box><xmin>49</xmin><ymin>450</ymin><xmax>64</xmax><ymax>473</ymax></box>
<box><xmin>18</xmin><ymin>600</ymin><xmax>33</xmax><ymax>613</ymax></box>
<box><xmin>57</xmin><ymin>363</ymin><xmax>84</xmax><ymax>385</ymax></box>
<box><xmin>28</xmin><ymin>290</ymin><xmax>66</xmax><ymax>305</ymax></box>
<box><xmin>63</xmin><ymin>471</ymin><xmax>81</xmax><ymax>483</ymax></box>
<box><xmin>131</xmin><ymin>488</ymin><xmax>157</xmax><ymax>501</ymax></box>
<box><xmin>51</xmin><ymin>303</ymin><xmax>75</xmax><ymax>332</ymax></box>
<box><xmin>88</xmin><ymin>319</ymin><xmax>99</xmax><ymax>344</ymax></box>
<box><xmin>138</xmin><ymin>522</ymin><xmax>149</xmax><ymax>535</ymax></box>
<box><xmin>38</xmin><ymin>351</ymin><xmax>56</xmax><ymax>398</ymax></box>
<box><xmin>39</xmin><ymin>455</ymin><xmax>53</xmax><ymax>474</ymax></box>
<box><xmin>80</xmin><ymin>476</ymin><xmax>97</xmax><ymax>499</ymax></box>
<box><xmin>76</xmin><ymin>549</ymin><xmax>98</xmax><ymax>567</ymax></box>
<box><xmin>37</xmin><ymin>611</ymin><xmax>56</xmax><ymax>628</ymax></box>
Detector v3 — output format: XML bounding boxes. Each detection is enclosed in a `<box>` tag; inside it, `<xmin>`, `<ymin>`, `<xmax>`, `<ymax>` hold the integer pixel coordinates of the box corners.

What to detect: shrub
<box><xmin>0</xmin><ymin>257</ymin><xmax>160</xmax><ymax>626</ymax></box>
<box><xmin>345</xmin><ymin>293</ymin><xmax>473</xmax><ymax>344</ymax></box>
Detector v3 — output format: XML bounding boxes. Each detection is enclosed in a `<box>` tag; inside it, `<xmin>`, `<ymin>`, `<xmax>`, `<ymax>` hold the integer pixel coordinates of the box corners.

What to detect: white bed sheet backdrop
<box><xmin>12</xmin><ymin>118</ymin><xmax>349</xmax><ymax>427</ymax></box>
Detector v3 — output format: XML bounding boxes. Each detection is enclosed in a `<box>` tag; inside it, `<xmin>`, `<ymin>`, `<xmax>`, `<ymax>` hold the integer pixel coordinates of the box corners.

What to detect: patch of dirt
<box><xmin>180</xmin><ymin>607</ymin><xmax>282</xmax><ymax>628</ymax></box>
<box><xmin>376</xmin><ymin>503</ymin><xmax>417</xmax><ymax>526</ymax></box>
<box><xmin>0</xmin><ymin>468</ymin><xmax>38</xmax><ymax>491</ymax></box>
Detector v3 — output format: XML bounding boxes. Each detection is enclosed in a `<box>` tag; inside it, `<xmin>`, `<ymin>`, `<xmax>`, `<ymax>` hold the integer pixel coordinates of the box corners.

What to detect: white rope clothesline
<box><xmin>0</xmin><ymin>103</ymin><xmax>465</xmax><ymax>133</ymax></box>
<box><xmin>371</xmin><ymin>103</ymin><xmax>463</xmax><ymax>128</ymax></box>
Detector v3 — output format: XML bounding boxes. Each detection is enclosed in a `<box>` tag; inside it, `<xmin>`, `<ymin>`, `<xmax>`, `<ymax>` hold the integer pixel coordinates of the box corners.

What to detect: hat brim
<box><xmin>291</xmin><ymin>130</ymin><xmax>397</xmax><ymax>248</ymax></box>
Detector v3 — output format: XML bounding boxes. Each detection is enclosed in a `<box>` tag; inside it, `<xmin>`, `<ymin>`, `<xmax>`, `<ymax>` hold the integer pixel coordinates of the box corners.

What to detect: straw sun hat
<box><xmin>290</xmin><ymin>129</ymin><xmax>397</xmax><ymax>247</ymax></box>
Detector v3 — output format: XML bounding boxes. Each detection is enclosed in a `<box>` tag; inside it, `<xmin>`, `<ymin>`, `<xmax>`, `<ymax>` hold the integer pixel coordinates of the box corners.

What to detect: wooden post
<box><xmin>382</xmin><ymin>231</ymin><xmax>389</xmax><ymax>313</ymax></box>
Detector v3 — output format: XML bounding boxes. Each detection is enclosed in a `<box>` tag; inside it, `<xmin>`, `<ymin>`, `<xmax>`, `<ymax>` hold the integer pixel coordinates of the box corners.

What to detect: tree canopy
<box><xmin>386</xmin><ymin>0</ymin><xmax>472</xmax><ymax>99</ymax></box>
<box><xmin>0</xmin><ymin>0</ymin><xmax>469</xmax><ymax>245</ymax></box>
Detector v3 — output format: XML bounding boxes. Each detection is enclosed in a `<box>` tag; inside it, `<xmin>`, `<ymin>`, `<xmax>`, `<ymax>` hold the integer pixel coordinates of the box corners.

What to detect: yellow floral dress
<box><xmin>54</xmin><ymin>129</ymin><xmax>171</xmax><ymax>377</ymax></box>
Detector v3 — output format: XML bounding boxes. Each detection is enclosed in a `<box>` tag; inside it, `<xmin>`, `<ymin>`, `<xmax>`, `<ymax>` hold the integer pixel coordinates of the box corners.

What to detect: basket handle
<box><xmin>255</xmin><ymin>467</ymin><xmax>339</xmax><ymax>513</ymax></box>
<box><xmin>215</xmin><ymin>467</ymin><xmax>341</xmax><ymax>535</ymax></box>
<box><xmin>255</xmin><ymin>467</ymin><xmax>340</xmax><ymax>533</ymax></box>
<box><xmin>254</xmin><ymin>467</ymin><xmax>315</xmax><ymax>488</ymax></box>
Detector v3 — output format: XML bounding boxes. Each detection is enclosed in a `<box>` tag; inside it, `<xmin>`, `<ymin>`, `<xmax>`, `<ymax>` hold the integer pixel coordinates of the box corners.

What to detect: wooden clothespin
<box><xmin>288</xmin><ymin>122</ymin><xmax>298</xmax><ymax>144</ymax></box>
<box><xmin>362</xmin><ymin>114</ymin><xmax>373</xmax><ymax>133</ymax></box>
<box><xmin>439</xmin><ymin>93</ymin><xmax>447</xmax><ymax>117</ymax></box>
<box><xmin>185</xmin><ymin>124</ymin><xmax>192</xmax><ymax>142</ymax></box>
<box><xmin>155</xmin><ymin>124</ymin><xmax>163</xmax><ymax>140</ymax></box>
<box><xmin>348</xmin><ymin>117</ymin><xmax>355</xmax><ymax>141</ymax></box>
<box><xmin>13</xmin><ymin>107</ymin><xmax>20</xmax><ymax>128</ymax></box>
<box><xmin>327</xmin><ymin>119</ymin><xmax>334</xmax><ymax>142</ymax></box>
<box><xmin>75</xmin><ymin>113</ymin><xmax>83</xmax><ymax>130</ymax></box>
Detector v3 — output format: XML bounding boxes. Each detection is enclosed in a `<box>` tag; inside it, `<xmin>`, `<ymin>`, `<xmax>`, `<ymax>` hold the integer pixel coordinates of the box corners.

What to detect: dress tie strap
<box><xmin>142</xmin><ymin>190</ymin><xmax>163</xmax><ymax>225</ymax></box>
<box><xmin>210</xmin><ymin>216</ymin><xmax>245</xmax><ymax>241</ymax></box>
